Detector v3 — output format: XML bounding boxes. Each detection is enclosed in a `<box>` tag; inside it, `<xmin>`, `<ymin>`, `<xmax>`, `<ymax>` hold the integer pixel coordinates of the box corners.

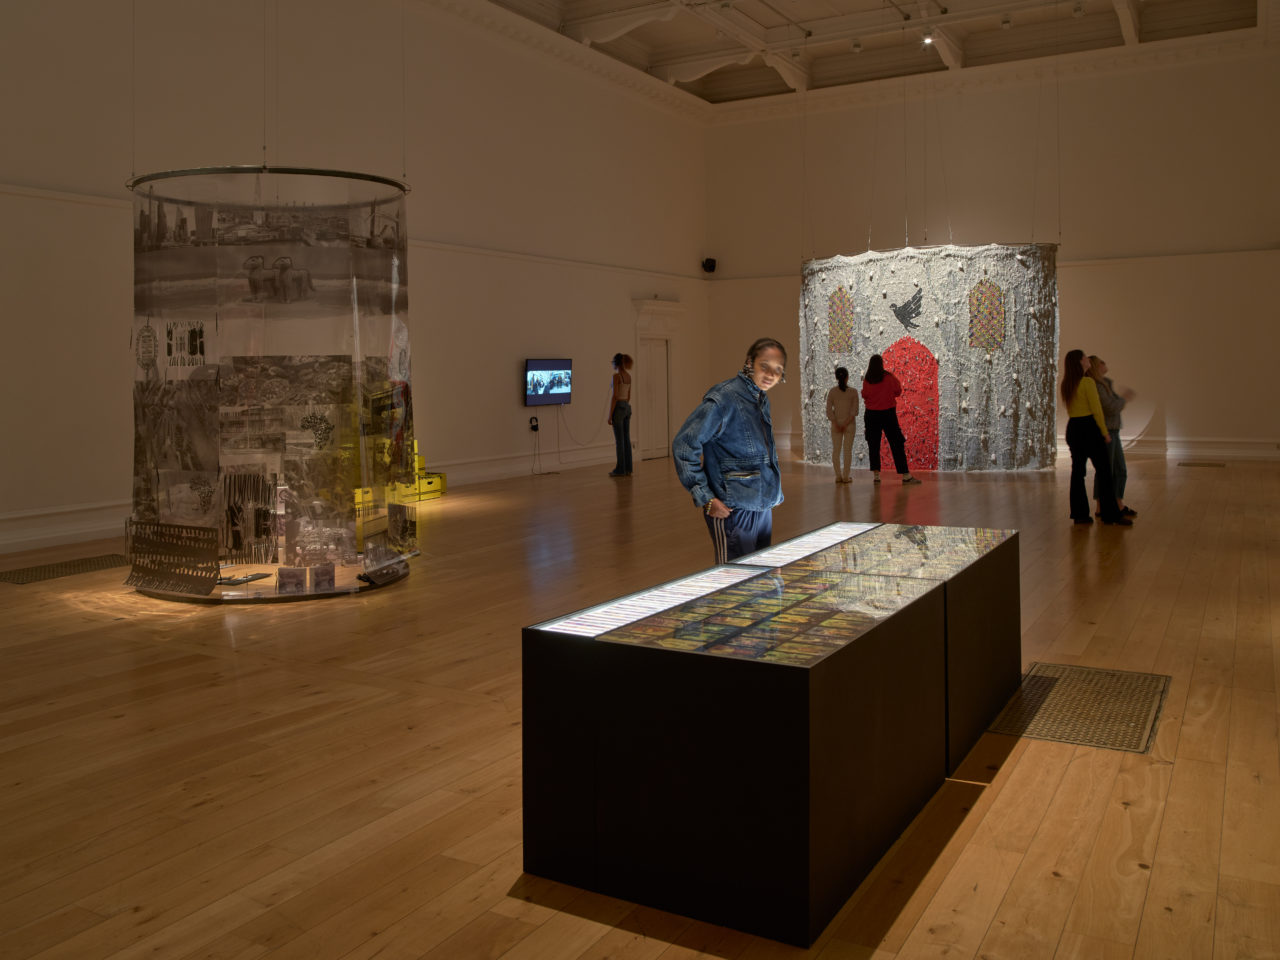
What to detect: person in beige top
<box><xmin>825</xmin><ymin>366</ymin><xmax>859</xmax><ymax>483</ymax></box>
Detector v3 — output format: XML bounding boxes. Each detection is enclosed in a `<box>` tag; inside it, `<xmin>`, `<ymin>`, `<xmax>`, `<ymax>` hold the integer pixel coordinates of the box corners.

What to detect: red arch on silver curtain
<box><xmin>880</xmin><ymin>337</ymin><xmax>939</xmax><ymax>471</ymax></box>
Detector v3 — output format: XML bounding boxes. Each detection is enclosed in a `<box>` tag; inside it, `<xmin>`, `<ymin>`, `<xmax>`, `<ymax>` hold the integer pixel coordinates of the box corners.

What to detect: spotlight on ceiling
<box><xmin>851</xmin><ymin>38</ymin><xmax>862</xmax><ymax>53</ymax></box>
<box><xmin>1001</xmin><ymin>14</ymin><xmax>1012</xmax><ymax>29</ymax></box>
<box><xmin>922</xmin><ymin>28</ymin><xmax>934</xmax><ymax>44</ymax></box>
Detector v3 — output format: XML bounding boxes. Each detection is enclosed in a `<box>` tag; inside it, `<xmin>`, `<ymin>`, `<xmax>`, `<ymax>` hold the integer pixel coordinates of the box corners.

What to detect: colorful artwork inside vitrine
<box><xmin>782</xmin><ymin>523</ymin><xmax>1015</xmax><ymax>580</ymax></box>
<box><xmin>535</xmin><ymin>522</ymin><xmax>1013</xmax><ymax>667</ymax></box>
<box><xmin>799</xmin><ymin>244</ymin><xmax>1058</xmax><ymax>470</ymax></box>
<box><xmin>539</xmin><ymin>565</ymin><xmax>765</xmax><ymax>637</ymax></box>
<box><xmin>599</xmin><ymin>565</ymin><xmax>937</xmax><ymax>666</ymax></box>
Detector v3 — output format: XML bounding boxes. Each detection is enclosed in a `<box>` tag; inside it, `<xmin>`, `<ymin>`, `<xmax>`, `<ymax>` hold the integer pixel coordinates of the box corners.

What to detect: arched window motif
<box><xmin>968</xmin><ymin>278</ymin><xmax>1006</xmax><ymax>351</ymax></box>
<box><xmin>827</xmin><ymin>286</ymin><xmax>855</xmax><ymax>353</ymax></box>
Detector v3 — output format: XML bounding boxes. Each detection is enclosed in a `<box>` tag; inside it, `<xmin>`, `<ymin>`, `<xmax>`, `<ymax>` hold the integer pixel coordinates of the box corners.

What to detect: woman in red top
<box><xmin>861</xmin><ymin>354</ymin><xmax>921</xmax><ymax>485</ymax></box>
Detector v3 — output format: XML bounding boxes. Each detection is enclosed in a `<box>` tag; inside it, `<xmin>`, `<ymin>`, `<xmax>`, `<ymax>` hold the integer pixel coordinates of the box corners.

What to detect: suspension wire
<box><xmin>902</xmin><ymin>70</ymin><xmax>909</xmax><ymax>246</ymax></box>
<box><xmin>130</xmin><ymin>0</ymin><xmax>136</xmax><ymax>178</ymax></box>
<box><xmin>1056</xmin><ymin>70</ymin><xmax>1063</xmax><ymax>244</ymax></box>
<box><xmin>401</xmin><ymin>0</ymin><xmax>408</xmax><ymax>181</ymax></box>
<box><xmin>800</xmin><ymin>82</ymin><xmax>811</xmax><ymax>262</ymax></box>
<box><xmin>922</xmin><ymin>75</ymin><xmax>929</xmax><ymax>245</ymax></box>
<box><xmin>1054</xmin><ymin>0</ymin><xmax>1063</xmax><ymax>245</ymax></box>
<box><xmin>1030</xmin><ymin>69</ymin><xmax>1044</xmax><ymax>242</ymax></box>
<box><xmin>274</xmin><ymin>0</ymin><xmax>280</xmax><ymax>166</ymax></box>
<box><xmin>1054</xmin><ymin>2</ymin><xmax>1064</xmax><ymax>245</ymax></box>
<box><xmin>867</xmin><ymin>96</ymin><xmax>881</xmax><ymax>251</ymax></box>
<box><xmin>262</xmin><ymin>0</ymin><xmax>268</xmax><ymax>165</ymax></box>
<box><xmin>942</xmin><ymin>84</ymin><xmax>956</xmax><ymax>244</ymax></box>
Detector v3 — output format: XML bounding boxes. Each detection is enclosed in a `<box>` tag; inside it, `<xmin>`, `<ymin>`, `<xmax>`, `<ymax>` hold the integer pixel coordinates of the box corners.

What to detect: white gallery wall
<box><xmin>0</xmin><ymin>0</ymin><xmax>710</xmax><ymax>551</ymax></box>
<box><xmin>704</xmin><ymin>39</ymin><xmax>1280</xmax><ymax>457</ymax></box>
<box><xmin>1</xmin><ymin>0</ymin><xmax>1277</xmax><ymax>552</ymax></box>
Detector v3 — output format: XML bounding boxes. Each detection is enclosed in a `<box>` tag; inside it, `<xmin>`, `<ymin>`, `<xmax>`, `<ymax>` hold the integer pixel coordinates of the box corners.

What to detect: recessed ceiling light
<box><xmin>1001</xmin><ymin>14</ymin><xmax>1012</xmax><ymax>28</ymax></box>
<box><xmin>851</xmin><ymin>38</ymin><xmax>862</xmax><ymax>53</ymax></box>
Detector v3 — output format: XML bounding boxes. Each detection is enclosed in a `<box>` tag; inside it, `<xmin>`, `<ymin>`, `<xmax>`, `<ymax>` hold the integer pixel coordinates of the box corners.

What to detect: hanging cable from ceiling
<box><xmin>866</xmin><ymin>96</ymin><xmax>882</xmax><ymax>251</ymax></box>
<box><xmin>130</xmin><ymin>0</ymin><xmax>136</xmax><ymax>179</ymax></box>
<box><xmin>902</xmin><ymin>25</ymin><xmax>910</xmax><ymax>248</ymax></box>
<box><xmin>922</xmin><ymin>74</ymin><xmax>929</xmax><ymax>246</ymax></box>
<box><xmin>401</xmin><ymin>0</ymin><xmax>408</xmax><ymax>181</ymax></box>
<box><xmin>1030</xmin><ymin>68</ymin><xmax>1045</xmax><ymax>242</ymax></box>
<box><xmin>262</xmin><ymin>0</ymin><xmax>269</xmax><ymax>165</ymax></box>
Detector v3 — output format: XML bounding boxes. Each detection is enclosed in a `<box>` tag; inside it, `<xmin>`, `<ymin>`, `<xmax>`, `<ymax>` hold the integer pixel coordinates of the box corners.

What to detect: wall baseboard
<box><xmin>1056</xmin><ymin>437</ymin><xmax>1280</xmax><ymax>462</ymax></box>
<box><xmin>1129</xmin><ymin>437</ymin><xmax>1280</xmax><ymax>462</ymax></box>
<box><xmin>0</xmin><ymin>500</ymin><xmax>129</xmax><ymax>555</ymax></box>
<box><xmin>425</xmin><ymin>441</ymin><xmax>618</xmax><ymax>486</ymax></box>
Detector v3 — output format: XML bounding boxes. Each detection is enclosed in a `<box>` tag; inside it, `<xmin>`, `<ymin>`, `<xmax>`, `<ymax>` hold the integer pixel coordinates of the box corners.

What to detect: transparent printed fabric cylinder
<box><xmin>127</xmin><ymin>167</ymin><xmax>414</xmax><ymax>599</ymax></box>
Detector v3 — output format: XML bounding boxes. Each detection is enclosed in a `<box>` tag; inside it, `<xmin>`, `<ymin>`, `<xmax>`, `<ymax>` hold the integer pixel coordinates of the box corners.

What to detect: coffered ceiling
<box><xmin>485</xmin><ymin>0</ymin><xmax>1259</xmax><ymax>102</ymax></box>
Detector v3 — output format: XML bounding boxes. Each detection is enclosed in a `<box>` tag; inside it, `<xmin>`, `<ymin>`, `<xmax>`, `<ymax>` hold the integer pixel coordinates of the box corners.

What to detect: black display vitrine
<box><xmin>738</xmin><ymin>523</ymin><xmax>1022</xmax><ymax>773</ymax></box>
<box><xmin>522</xmin><ymin>521</ymin><xmax>1019</xmax><ymax>946</ymax></box>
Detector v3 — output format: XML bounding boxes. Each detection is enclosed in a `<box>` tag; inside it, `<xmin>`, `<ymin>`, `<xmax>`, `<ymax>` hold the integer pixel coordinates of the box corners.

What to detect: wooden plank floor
<box><xmin>1</xmin><ymin>454</ymin><xmax>1277</xmax><ymax>960</ymax></box>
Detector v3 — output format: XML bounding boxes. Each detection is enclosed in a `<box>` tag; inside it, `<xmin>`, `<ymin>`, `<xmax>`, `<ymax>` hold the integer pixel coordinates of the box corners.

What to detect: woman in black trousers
<box><xmin>1061</xmin><ymin>349</ymin><xmax>1129</xmax><ymax>526</ymax></box>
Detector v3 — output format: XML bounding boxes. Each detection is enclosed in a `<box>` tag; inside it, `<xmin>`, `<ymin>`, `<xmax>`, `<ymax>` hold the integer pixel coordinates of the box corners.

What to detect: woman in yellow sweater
<box><xmin>1061</xmin><ymin>349</ymin><xmax>1130</xmax><ymax>526</ymax></box>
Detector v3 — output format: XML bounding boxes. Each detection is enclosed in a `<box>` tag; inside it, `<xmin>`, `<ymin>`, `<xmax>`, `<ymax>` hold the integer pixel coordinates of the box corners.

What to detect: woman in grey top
<box><xmin>1088</xmin><ymin>356</ymin><xmax>1137</xmax><ymax>518</ymax></box>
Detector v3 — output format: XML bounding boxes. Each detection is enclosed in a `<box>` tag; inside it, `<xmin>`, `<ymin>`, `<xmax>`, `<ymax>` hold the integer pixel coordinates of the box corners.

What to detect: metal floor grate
<box><xmin>988</xmin><ymin>662</ymin><xmax>1170</xmax><ymax>754</ymax></box>
<box><xmin>0</xmin><ymin>554</ymin><xmax>130</xmax><ymax>585</ymax></box>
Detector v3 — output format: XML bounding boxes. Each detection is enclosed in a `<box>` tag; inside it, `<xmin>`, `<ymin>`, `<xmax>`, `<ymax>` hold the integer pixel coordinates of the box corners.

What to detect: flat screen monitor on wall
<box><xmin>525</xmin><ymin>359</ymin><xmax>573</xmax><ymax>406</ymax></box>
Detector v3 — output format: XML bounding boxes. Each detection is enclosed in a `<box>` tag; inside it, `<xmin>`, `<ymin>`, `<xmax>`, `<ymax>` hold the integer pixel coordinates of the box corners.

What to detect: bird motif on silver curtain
<box><xmin>890</xmin><ymin>287</ymin><xmax>923</xmax><ymax>330</ymax></box>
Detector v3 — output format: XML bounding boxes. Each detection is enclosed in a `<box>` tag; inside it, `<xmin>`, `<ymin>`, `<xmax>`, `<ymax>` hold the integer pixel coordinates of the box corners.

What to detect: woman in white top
<box><xmin>825</xmin><ymin>366</ymin><xmax>859</xmax><ymax>483</ymax></box>
<box><xmin>608</xmin><ymin>353</ymin><xmax>634</xmax><ymax>477</ymax></box>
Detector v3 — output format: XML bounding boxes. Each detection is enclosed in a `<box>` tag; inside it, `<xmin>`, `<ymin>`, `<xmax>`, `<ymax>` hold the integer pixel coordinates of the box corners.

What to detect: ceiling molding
<box><xmin>653</xmin><ymin>50</ymin><xmax>759</xmax><ymax>84</ymax></box>
<box><xmin>564</xmin><ymin>3</ymin><xmax>679</xmax><ymax>46</ymax></box>
<box><xmin>931</xmin><ymin>27</ymin><xmax>964</xmax><ymax>70</ymax></box>
<box><xmin>1113</xmin><ymin>0</ymin><xmax>1141</xmax><ymax>45</ymax></box>
<box><xmin>763</xmin><ymin>51</ymin><xmax>811</xmax><ymax>91</ymax></box>
<box><xmin>422</xmin><ymin>0</ymin><xmax>713</xmax><ymax>122</ymax></box>
<box><xmin>434</xmin><ymin>1</ymin><xmax>1274</xmax><ymax>127</ymax></box>
<box><xmin>706</xmin><ymin>24</ymin><xmax>1273</xmax><ymax>125</ymax></box>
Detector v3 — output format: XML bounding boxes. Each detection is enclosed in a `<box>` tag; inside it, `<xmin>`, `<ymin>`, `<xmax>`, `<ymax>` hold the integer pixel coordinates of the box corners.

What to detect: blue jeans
<box><xmin>611</xmin><ymin>401</ymin><xmax>632</xmax><ymax>474</ymax></box>
<box><xmin>1093</xmin><ymin>434</ymin><xmax>1127</xmax><ymax>501</ymax></box>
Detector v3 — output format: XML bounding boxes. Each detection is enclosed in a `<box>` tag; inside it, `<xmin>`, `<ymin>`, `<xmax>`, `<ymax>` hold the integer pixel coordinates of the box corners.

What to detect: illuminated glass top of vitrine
<box><xmin>594</xmin><ymin>564</ymin><xmax>938</xmax><ymax>666</ymax></box>
<box><xmin>730</xmin><ymin>521</ymin><xmax>880</xmax><ymax>567</ymax></box>
<box><xmin>530</xmin><ymin>522</ymin><xmax>1014</xmax><ymax>666</ymax></box>
<box><xmin>778</xmin><ymin>524</ymin><xmax>1015</xmax><ymax>580</ymax></box>
<box><xmin>534</xmin><ymin>564</ymin><xmax>766</xmax><ymax>638</ymax></box>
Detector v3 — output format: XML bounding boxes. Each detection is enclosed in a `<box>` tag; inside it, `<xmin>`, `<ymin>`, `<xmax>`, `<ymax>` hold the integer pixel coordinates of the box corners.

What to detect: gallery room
<box><xmin>1</xmin><ymin>0</ymin><xmax>1278</xmax><ymax>957</ymax></box>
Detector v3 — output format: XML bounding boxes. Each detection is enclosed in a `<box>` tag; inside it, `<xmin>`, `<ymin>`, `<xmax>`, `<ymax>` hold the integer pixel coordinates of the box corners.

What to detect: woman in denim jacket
<box><xmin>673</xmin><ymin>338</ymin><xmax>787</xmax><ymax>563</ymax></box>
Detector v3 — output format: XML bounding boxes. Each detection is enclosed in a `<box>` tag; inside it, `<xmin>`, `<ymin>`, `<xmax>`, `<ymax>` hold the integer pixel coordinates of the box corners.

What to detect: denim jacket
<box><xmin>672</xmin><ymin>372</ymin><xmax>784</xmax><ymax>512</ymax></box>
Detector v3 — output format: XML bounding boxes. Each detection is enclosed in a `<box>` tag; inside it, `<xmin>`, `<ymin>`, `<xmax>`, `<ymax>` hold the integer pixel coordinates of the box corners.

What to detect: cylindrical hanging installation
<box><xmin>798</xmin><ymin>244</ymin><xmax>1059</xmax><ymax>473</ymax></box>
<box><xmin>125</xmin><ymin>166</ymin><xmax>416</xmax><ymax>601</ymax></box>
